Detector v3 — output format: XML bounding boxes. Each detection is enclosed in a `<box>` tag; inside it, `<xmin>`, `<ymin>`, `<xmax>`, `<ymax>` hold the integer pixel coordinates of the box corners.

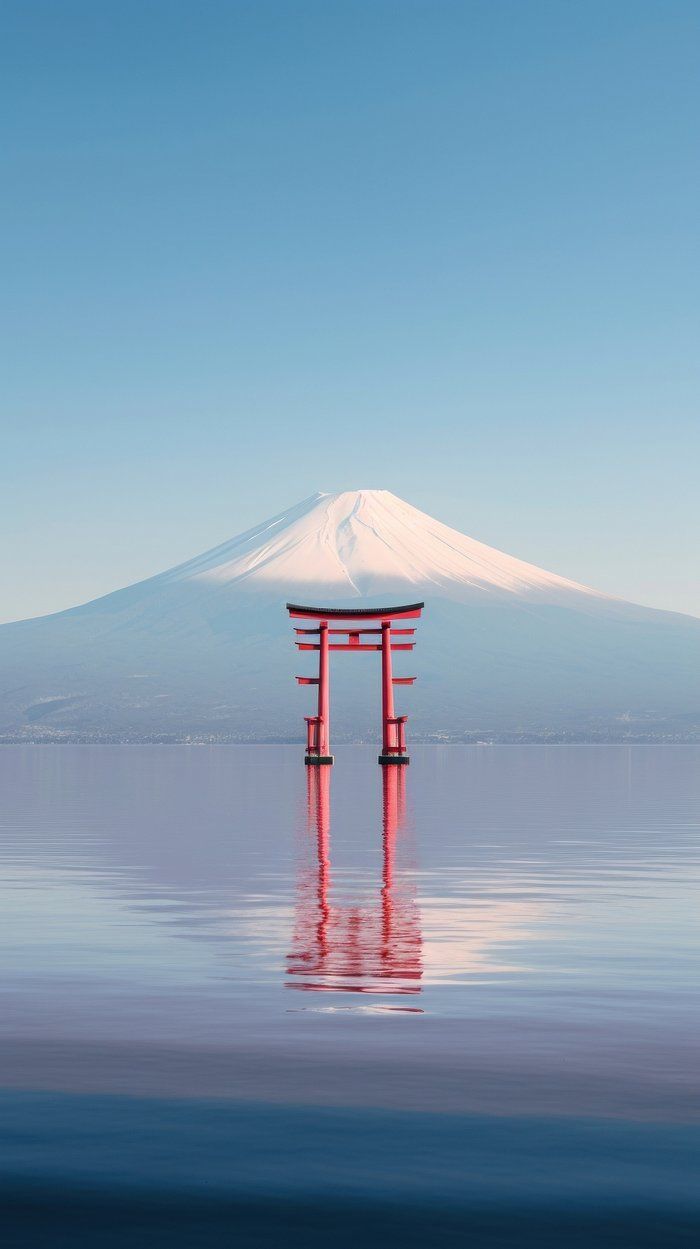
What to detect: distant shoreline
<box><xmin>1</xmin><ymin>735</ymin><xmax>699</xmax><ymax>746</ymax></box>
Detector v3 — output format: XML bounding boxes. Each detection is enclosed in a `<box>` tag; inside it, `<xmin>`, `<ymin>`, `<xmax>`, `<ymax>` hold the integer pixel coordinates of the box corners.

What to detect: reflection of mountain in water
<box><xmin>286</xmin><ymin>767</ymin><xmax>422</xmax><ymax>997</ymax></box>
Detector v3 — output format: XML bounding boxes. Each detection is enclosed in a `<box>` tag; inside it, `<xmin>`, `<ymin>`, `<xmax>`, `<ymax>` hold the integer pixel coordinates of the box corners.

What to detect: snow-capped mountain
<box><xmin>150</xmin><ymin>489</ymin><xmax>606</xmax><ymax>604</ymax></box>
<box><xmin>1</xmin><ymin>490</ymin><xmax>698</xmax><ymax>741</ymax></box>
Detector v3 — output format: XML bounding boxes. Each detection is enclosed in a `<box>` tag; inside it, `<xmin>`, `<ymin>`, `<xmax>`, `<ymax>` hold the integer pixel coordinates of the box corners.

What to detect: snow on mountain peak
<box><xmin>157</xmin><ymin>489</ymin><xmax>607</xmax><ymax>606</ymax></box>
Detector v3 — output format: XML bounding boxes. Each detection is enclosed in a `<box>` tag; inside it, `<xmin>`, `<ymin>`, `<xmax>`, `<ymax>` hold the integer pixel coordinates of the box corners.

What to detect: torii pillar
<box><xmin>315</xmin><ymin>620</ymin><xmax>332</xmax><ymax>764</ymax></box>
<box><xmin>379</xmin><ymin>618</ymin><xmax>409</xmax><ymax>766</ymax></box>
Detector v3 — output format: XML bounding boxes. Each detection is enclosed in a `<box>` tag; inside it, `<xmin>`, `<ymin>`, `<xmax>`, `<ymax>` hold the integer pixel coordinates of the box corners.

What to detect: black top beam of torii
<box><xmin>286</xmin><ymin>602</ymin><xmax>424</xmax><ymax>619</ymax></box>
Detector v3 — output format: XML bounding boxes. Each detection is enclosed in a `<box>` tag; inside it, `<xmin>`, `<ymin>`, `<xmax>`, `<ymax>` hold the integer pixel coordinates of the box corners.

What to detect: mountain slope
<box><xmin>1</xmin><ymin>490</ymin><xmax>698</xmax><ymax>741</ymax></box>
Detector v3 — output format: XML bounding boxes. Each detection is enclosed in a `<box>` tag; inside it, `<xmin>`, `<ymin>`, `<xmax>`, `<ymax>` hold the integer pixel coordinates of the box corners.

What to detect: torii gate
<box><xmin>286</xmin><ymin>601</ymin><xmax>424</xmax><ymax>766</ymax></box>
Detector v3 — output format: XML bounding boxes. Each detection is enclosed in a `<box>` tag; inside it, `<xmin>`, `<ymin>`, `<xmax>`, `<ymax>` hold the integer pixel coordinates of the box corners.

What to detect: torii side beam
<box><xmin>287</xmin><ymin>602</ymin><xmax>424</xmax><ymax>766</ymax></box>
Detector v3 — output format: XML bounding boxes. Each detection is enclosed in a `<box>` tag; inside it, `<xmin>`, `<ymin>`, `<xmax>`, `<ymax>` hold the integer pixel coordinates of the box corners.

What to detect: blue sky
<box><xmin>2</xmin><ymin>0</ymin><xmax>698</xmax><ymax>622</ymax></box>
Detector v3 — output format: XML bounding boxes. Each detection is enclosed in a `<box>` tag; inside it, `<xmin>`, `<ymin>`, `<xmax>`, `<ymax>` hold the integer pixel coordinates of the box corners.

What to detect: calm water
<box><xmin>1</xmin><ymin>744</ymin><xmax>699</xmax><ymax>1246</ymax></box>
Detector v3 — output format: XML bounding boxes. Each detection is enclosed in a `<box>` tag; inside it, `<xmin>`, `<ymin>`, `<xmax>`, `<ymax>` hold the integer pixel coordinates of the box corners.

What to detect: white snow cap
<box><xmin>159</xmin><ymin>489</ymin><xmax>607</xmax><ymax>604</ymax></box>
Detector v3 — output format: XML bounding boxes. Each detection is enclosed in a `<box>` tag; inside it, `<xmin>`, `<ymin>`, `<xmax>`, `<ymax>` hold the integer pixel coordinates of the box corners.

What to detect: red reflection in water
<box><xmin>286</xmin><ymin>768</ymin><xmax>422</xmax><ymax>996</ymax></box>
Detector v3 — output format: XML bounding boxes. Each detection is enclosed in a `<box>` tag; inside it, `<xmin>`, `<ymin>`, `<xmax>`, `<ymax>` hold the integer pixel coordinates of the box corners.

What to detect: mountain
<box><xmin>1</xmin><ymin>489</ymin><xmax>699</xmax><ymax>742</ymax></box>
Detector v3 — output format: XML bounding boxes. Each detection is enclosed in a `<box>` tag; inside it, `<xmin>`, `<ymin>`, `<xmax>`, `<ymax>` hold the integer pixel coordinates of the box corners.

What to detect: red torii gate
<box><xmin>286</xmin><ymin>601</ymin><xmax>424</xmax><ymax>766</ymax></box>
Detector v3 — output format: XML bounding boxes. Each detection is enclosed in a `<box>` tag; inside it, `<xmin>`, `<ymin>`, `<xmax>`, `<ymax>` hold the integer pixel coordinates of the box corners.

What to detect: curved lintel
<box><xmin>287</xmin><ymin>601</ymin><xmax>424</xmax><ymax>620</ymax></box>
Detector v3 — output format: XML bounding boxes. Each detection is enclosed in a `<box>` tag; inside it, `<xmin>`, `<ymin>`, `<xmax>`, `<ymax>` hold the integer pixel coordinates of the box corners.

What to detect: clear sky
<box><xmin>2</xmin><ymin>0</ymin><xmax>698</xmax><ymax>624</ymax></box>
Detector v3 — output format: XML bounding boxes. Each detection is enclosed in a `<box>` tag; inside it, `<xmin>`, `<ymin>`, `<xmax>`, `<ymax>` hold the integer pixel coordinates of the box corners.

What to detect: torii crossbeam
<box><xmin>286</xmin><ymin>602</ymin><xmax>424</xmax><ymax>766</ymax></box>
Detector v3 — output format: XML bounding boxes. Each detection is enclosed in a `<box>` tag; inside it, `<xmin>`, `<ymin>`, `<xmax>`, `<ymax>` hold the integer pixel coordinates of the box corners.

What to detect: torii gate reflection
<box><xmin>286</xmin><ymin>766</ymin><xmax>423</xmax><ymax>999</ymax></box>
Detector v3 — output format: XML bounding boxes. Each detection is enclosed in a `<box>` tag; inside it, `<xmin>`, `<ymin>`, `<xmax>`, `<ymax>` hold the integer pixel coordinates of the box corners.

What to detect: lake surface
<box><xmin>1</xmin><ymin>744</ymin><xmax>699</xmax><ymax>1246</ymax></box>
